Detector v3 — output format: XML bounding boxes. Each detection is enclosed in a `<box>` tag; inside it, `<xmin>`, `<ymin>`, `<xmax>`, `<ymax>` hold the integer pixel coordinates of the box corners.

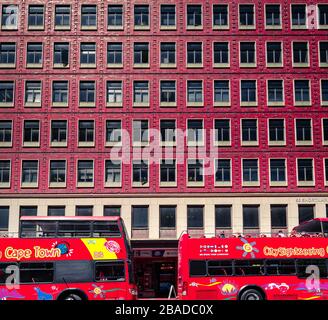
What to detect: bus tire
<box><xmin>239</xmin><ymin>288</ymin><xmax>264</xmax><ymax>300</ymax></box>
<box><xmin>64</xmin><ymin>294</ymin><xmax>83</xmax><ymax>300</ymax></box>
<box><xmin>58</xmin><ymin>290</ymin><xmax>87</xmax><ymax>301</ymax></box>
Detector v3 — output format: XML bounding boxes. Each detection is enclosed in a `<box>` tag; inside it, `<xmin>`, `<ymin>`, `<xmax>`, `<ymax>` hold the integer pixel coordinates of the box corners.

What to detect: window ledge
<box><xmin>28</xmin><ymin>26</ymin><xmax>45</xmax><ymax>30</ymax></box>
<box><xmin>268</xmin><ymin>101</ymin><xmax>285</xmax><ymax>107</ymax></box>
<box><xmin>81</xmin><ymin>26</ymin><xmax>97</xmax><ymax>31</ymax></box>
<box><xmin>133</xmin><ymin>64</ymin><xmax>150</xmax><ymax>68</ymax></box>
<box><xmin>186</xmin><ymin>26</ymin><xmax>203</xmax><ymax>30</ymax></box>
<box><xmin>265</xmin><ymin>25</ymin><xmax>282</xmax><ymax>30</ymax></box>
<box><xmin>0</xmin><ymin>102</ymin><xmax>14</xmax><ymax>108</ymax></box>
<box><xmin>80</xmin><ymin>64</ymin><xmax>97</xmax><ymax>69</ymax></box>
<box><xmin>319</xmin><ymin>63</ymin><xmax>328</xmax><ymax>68</ymax></box>
<box><xmin>25</xmin><ymin>102</ymin><xmax>41</xmax><ymax>108</ymax></box>
<box><xmin>187</xmin><ymin>142</ymin><xmax>205</xmax><ymax>147</ymax></box>
<box><xmin>107</xmin><ymin>63</ymin><xmax>123</xmax><ymax>68</ymax></box>
<box><xmin>53</xmin><ymin>64</ymin><xmax>70</xmax><ymax>69</ymax></box>
<box><xmin>21</xmin><ymin>183</ymin><xmax>38</xmax><ymax>188</ymax></box>
<box><xmin>106</xmin><ymin>102</ymin><xmax>123</xmax><ymax>107</ymax></box>
<box><xmin>322</xmin><ymin>140</ymin><xmax>328</xmax><ymax>146</ymax></box>
<box><xmin>160</xmin><ymin>182</ymin><xmax>177</xmax><ymax>187</ymax></box>
<box><xmin>318</xmin><ymin>25</ymin><xmax>328</xmax><ymax>29</ymax></box>
<box><xmin>134</xmin><ymin>26</ymin><xmax>150</xmax><ymax>30</ymax></box>
<box><xmin>23</xmin><ymin>142</ymin><xmax>40</xmax><ymax>148</ymax></box>
<box><xmin>214</xmin><ymin>141</ymin><xmax>231</xmax><ymax>147</ymax></box>
<box><xmin>187</xmin><ymin>63</ymin><xmax>203</xmax><ymax>68</ymax></box>
<box><xmin>242</xmin><ymin>181</ymin><xmax>260</xmax><ymax>187</ymax></box>
<box><xmin>77</xmin><ymin>182</ymin><xmax>94</xmax><ymax>188</ymax></box>
<box><xmin>266</xmin><ymin>63</ymin><xmax>283</xmax><ymax>68</ymax></box>
<box><xmin>160</xmin><ymin>63</ymin><xmax>177</xmax><ymax>68</ymax></box>
<box><xmin>49</xmin><ymin>182</ymin><xmax>66</xmax><ymax>188</ymax></box>
<box><xmin>133</xmin><ymin>142</ymin><xmax>150</xmax><ymax>147</ymax></box>
<box><xmin>240</xmin><ymin>102</ymin><xmax>257</xmax><ymax>107</ymax></box>
<box><xmin>213</xmin><ymin>63</ymin><xmax>230</xmax><ymax>68</ymax></box>
<box><xmin>160</xmin><ymin>26</ymin><xmax>177</xmax><ymax>30</ymax></box>
<box><xmin>212</xmin><ymin>25</ymin><xmax>229</xmax><ymax>30</ymax></box>
<box><xmin>294</xmin><ymin>102</ymin><xmax>311</xmax><ymax>107</ymax></box>
<box><xmin>55</xmin><ymin>26</ymin><xmax>71</xmax><ymax>31</ymax></box>
<box><xmin>187</xmin><ymin>102</ymin><xmax>204</xmax><ymax>107</ymax></box>
<box><xmin>132</xmin><ymin>182</ymin><xmax>149</xmax><ymax>188</ymax></box>
<box><xmin>270</xmin><ymin>181</ymin><xmax>288</xmax><ymax>187</ymax></box>
<box><xmin>215</xmin><ymin>181</ymin><xmax>232</xmax><ymax>187</ymax></box>
<box><xmin>52</xmin><ymin>102</ymin><xmax>68</xmax><ymax>107</ymax></box>
<box><xmin>1</xmin><ymin>26</ymin><xmax>18</xmax><ymax>31</ymax></box>
<box><xmin>160</xmin><ymin>102</ymin><xmax>177</xmax><ymax>107</ymax></box>
<box><xmin>105</xmin><ymin>182</ymin><xmax>122</xmax><ymax>188</ymax></box>
<box><xmin>79</xmin><ymin>102</ymin><xmax>96</xmax><ymax>108</ymax></box>
<box><xmin>0</xmin><ymin>142</ymin><xmax>12</xmax><ymax>147</ymax></box>
<box><xmin>187</xmin><ymin>181</ymin><xmax>205</xmax><ymax>187</ymax></box>
<box><xmin>292</xmin><ymin>63</ymin><xmax>309</xmax><ymax>68</ymax></box>
<box><xmin>268</xmin><ymin>141</ymin><xmax>286</xmax><ymax>146</ymax></box>
<box><xmin>240</xmin><ymin>63</ymin><xmax>257</xmax><ymax>68</ymax></box>
<box><xmin>133</xmin><ymin>102</ymin><xmax>150</xmax><ymax>107</ymax></box>
<box><xmin>26</xmin><ymin>63</ymin><xmax>43</xmax><ymax>69</ymax></box>
<box><xmin>297</xmin><ymin>181</ymin><xmax>315</xmax><ymax>187</ymax></box>
<box><xmin>105</xmin><ymin>141</ymin><xmax>122</xmax><ymax>147</ymax></box>
<box><xmin>51</xmin><ymin>142</ymin><xmax>67</xmax><ymax>148</ymax></box>
<box><xmin>0</xmin><ymin>64</ymin><xmax>16</xmax><ymax>68</ymax></box>
<box><xmin>78</xmin><ymin>142</ymin><xmax>95</xmax><ymax>147</ymax></box>
<box><xmin>0</xmin><ymin>183</ymin><xmax>10</xmax><ymax>188</ymax></box>
<box><xmin>108</xmin><ymin>26</ymin><xmax>124</xmax><ymax>30</ymax></box>
<box><xmin>296</xmin><ymin>141</ymin><xmax>313</xmax><ymax>146</ymax></box>
<box><xmin>241</xmin><ymin>141</ymin><xmax>259</xmax><ymax>146</ymax></box>
<box><xmin>239</xmin><ymin>26</ymin><xmax>255</xmax><ymax>30</ymax></box>
<box><xmin>214</xmin><ymin>101</ymin><xmax>231</xmax><ymax>107</ymax></box>
<box><xmin>160</xmin><ymin>141</ymin><xmax>176</xmax><ymax>147</ymax></box>
<box><xmin>291</xmin><ymin>25</ymin><xmax>307</xmax><ymax>30</ymax></box>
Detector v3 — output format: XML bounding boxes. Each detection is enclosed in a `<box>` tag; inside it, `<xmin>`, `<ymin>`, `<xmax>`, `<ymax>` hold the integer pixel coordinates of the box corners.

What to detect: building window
<box><xmin>25</xmin><ymin>81</ymin><xmax>41</xmax><ymax>105</ymax></box>
<box><xmin>294</xmin><ymin>80</ymin><xmax>310</xmax><ymax>103</ymax></box>
<box><xmin>49</xmin><ymin>160</ymin><xmax>66</xmax><ymax>184</ymax></box>
<box><xmin>0</xmin><ymin>43</ymin><xmax>16</xmax><ymax>66</ymax></box>
<box><xmin>26</xmin><ymin>43</ymin><xmax>43</xmax><ymax>66</ymax></box>
<box><xmin>187</xmin><ymin>206</ymin><xmax>204</xmax><ymax>228</ymax></box>
<box><xmin>325</xmin><ymin>159</ymin><xmax>328</xmax><ymax>183</ymax></box>
<box><xmin>77</xmin><ymin>160</ymin><xmax>94</xmax><ymax>183</ymax></box>
<box><xmin>215</xmin><ymin>205</ymin><xmax>232</xmax><ymax>229</ymax></box>
<box><xmin>22</xmin><ymin>160</ymin><xmax>38</xmax><ymax>184</ymax></box>
<box><xmin>266</xmin><ymin>42</ymin><xmax>282</xmax><ymax>65</ymax></box>
<box><xmin>187</xmin><ymin>159</ymin><xmax>203</xmax><ymax>183</ymax></box>
<box><xmin>28</xmin><ymin>5</ymin><xmax>44</xmax><ymax>29</ymax></box>
<box><xmin>320</xmin><ymin>42</ymin><xmax>328</xmax><ymax>65</ymax></box>
<box><xmin>76</xmin><ymin>206</ymin><xmax>93</xmax><ymax>216</ymax></box>
<box><xmin>78</xmin><ymin>120</ymin><xmax>94</xmax><ymax>144</ymax></box>
<box><xmin>243</xmin><ymin>205</ymin><xmax>259</xmax><ymax>229</ymax></box>
<box><xmin>270</xmin><ymin>159</ymin><xmax>286</xmax><ymax>183</ymax></box>
<box><xmin>160</xmin><ymin>120</ymin><xmax>176</xmax><ymax>144</ymax></box>
<box><xmin>297</xmin><ymin>159</ymin><xmax>314</xmax><ymax>183</ymax></box>
<box><xmin>0</xmin><ymin>160</ymin><xmax>10</xmax><ymax>185</ymax></box>
<box><xmin>108</xmin><ymin>5</ymin><xmax>123</xmax><ymax>28</ymax></box>
<box><xmin>51</xmin><ymin>120</ymin><xmax>67</xmax><ymax>145</ymax></box>
<box><xmin>319</xmin><ymin>5</ymin><xmax>328</xmax><ymax>27</ymax></box>
<box><xmin>79</xmin><ymin>81</ymin><xmax>95</xmax><ymax>105</ymax></box>
<box><xmin>107</xmin><ymin>43</ymin><xmax>122</xmax><ymax>65</ymax></box>
<box><xmin>240</xmin><ymin>42</ymin><xmax>255</xmax><ymax>65</ymax></box>
<box><xmin>293</xmin><ymin>42</ymin><xmax>308</xmax><ymax>65</ymax></box>
<box><xmin>323</xmin><ymin>119</ymin><xmax>328</xmax><ymax>142</ymax></box>
<box><xmin>161</xmin><ymin>5</ymin><xmax>175</xmax><ymax>27</ymax></box>
<box><xmin>81</xmin><ymin>5</ymin><xmax>97</xmax><ymax>28</ymax></box>
<box><xmin>106</xmin><ymin>120</ymin><xmax>121</xmax><ymax>144</ymax></box>
<box><xmin>268</xmin><ymin>80</ymin><xmax>283</xmax><ymax>103</ymax></box>
<box><xmin>243</xmin><ymin>159</ymin><xmax>259</xmax><ymax>183</ymax></box>
<box><xmin>23</xmin><ymin>120</ymin><xmax>39</xmax><ymax>145</ymax></box>
<box><xmin>298</xmin><ymin>205</ymin><xmax>314</xmax><ymax>224</ymax></box>
<box><xmin>215</xmin><ymin>119</ymin><xmax>230</xmax><ymax>143</ymax></box>
<box><xmin>271</xmin><ymin>205</ymin><xmax>287</xmax><ymax>229</ymax></box>
<box><xmin>241</xmin><ymin>119</ymin><xmax>258</xmax><ymax>143</ymax></box>
<box><xmin>214</xmin><ymin>80</ymin><xmax>230</xmax><ymax>105</ymax></box>
<box><xmin>266</xmin><ymin>5</ymin><xmax>281</xmax><ymax>27</ymax></box>
<box><xmin>133</xmin><ymin>120</ymin><xmax>149</xmax><ymax>144</ymax></box>
<box><xmin>0</xmin><ymin>81</ymin><xmax>14</xmax><ymax>104</ymax></box>
<box><xmin>107</xmin><ymin>81</ymin><xmax>122</xmax><ymax>105</ymax></box>
<box><xmin>187</xmin><ymin>43</ymin><xmax>202</xmax><ymax>65</ymax></box>
<box><xmin>48</xmin><ymin>206</ymin><xmax>65</xmax><ymax>216</ymax></box>
<box><xmin>160</xmin><ymin>159</ymin><xmax>176</xmax><ymax>183</ymax></box>
<box><xmin>134</xmin><ymin>5</ymin><xmax>149</xmax><ymax>28</ymax></box>
<box><xmin>20</xmin><ymin>206</ymin><xmax>37</xmax><ymax>217</ymax></box>
<box><xmin>187</xmin><ymin>81</ymin><xmax>203</xmax><ymax>104</ymax></box>
<box><xmin>0</xmin><ymin>121</ymin><xmax>12</xmax><ymax>144</ymax></box>
<box><xmin>80</xmin><ymin>43</ymin><xmax>96</xmax><ymax>65</ymax></box>
<box><xmin>213</xmin><ymin>42</ymin><xmax>229</xmax><ymax>66</ymax></box>
<box><xmin>296</xmin><ymin>119</ymin><xmax>312</xmax><ymax>144</ymax></box>
<box><xmin>133</xmin><ymin>81</ymin><xmax>149</xmax><ymax>105</ymax></box>
<box><xmin>160</xmin><ymin>81</ymin><xmax>176</xmax><ymax>104</ymax></box>
<box><xmin>213</xmin><ymin>5</ymin><xmax>228</xmax><ymax>28</ymax></box>
<box><xmin>52</xmin><ymin>81</ymin><xmax>68</xmax><ymax>105</ymax></box>
<box><xmin>215</xmin><ymin>159</ymin><xmax>231</xmax><ymax>183</ymax></box>
<box><xmin>105</xmin><ymin>160</ymin><xmax>121</xmax><ymax>185</ymax></box>
<box><xmin>132</xmin><ymin>206</ymin><xmax>148</xmax><ymax>229</ymax></box>
<box><xmin>187</xmin><ymin>119</ymin><xmax>203</xmax><ymax>145</ymax></box>
<box><xmin>55</xmin><ymin>5</ymin><xmax>70</xmax><ymax>28</ymax></box>
<box><xmin>268</xmin><ymin>119</ymin><xmax>285</xmax><ymax>143</ymax></box>
<box><xmin>54</xmin><ymin>43</ymin><xmax>69</xmax><ymax>67</ymax></box>
<box><xmin>291</xmin><ymin>5</ymin><xmax>306</xmax><ymax>27</ymax></box>
<box><xmin>104</xmin><ymin>206</ymin><xmax>121</xmax><ymax>216</ymax></box>
<box><xmin>160</xmin><ymin>206</ymin><xmax>176</xmax><ymax>229</ymax></box>
<box><xmin>1</xmin><ymin>5</ymin><xmax>18</xmax><ymax>30</ymax></box>
<box><xmin>187</xmin><ymin>5</ymin><xmax>202</xmax><ymax>28</ymax></box>
<box><xmin>239</xmin><ymin>5</ymin><xmax>254</xmax><ymax>27</ymax></box>
<box><xmin>134</xmin><ymin>43</ymin><xmax>149</xmax><ymax>65</ymax></box>
<box><xmin>132</xmin><ymin>161</ymin><xmax>148</xmax><ymax>185</ymax></box>
<box><xmin>321</xmin><ymin>80</ymin><xmax>328</xmax><ymax>104</ymax></box>
<box><xmin>241</xmin><ymin>80</ymin><xmax>256</xmax><ymax>103</ymax></box>
<box><xmin>0</xmin><ymin>207</ymin><xmax>9</xmax><ymax>230</ymax></box>
<box><xmin>160</xmin><ymin>43</ymin><xmax>176</xmax><ymax>65</ymax></box>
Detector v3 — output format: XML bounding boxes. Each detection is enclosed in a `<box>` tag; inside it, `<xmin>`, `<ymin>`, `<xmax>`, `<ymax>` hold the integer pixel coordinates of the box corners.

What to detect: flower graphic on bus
<box><xmin>220</xmin><ymin>282</ymin><xmax>238</xmax><ymax>295</ymax></box>
<box><xmin>235</xmin><ymin>238</ymin><xmax>259</xmax><ymax>258</ymax></box>
<box><xmin>52</xmin><ymin>241</ymin><xmax>74</xmax><ymax>257</ymax></box>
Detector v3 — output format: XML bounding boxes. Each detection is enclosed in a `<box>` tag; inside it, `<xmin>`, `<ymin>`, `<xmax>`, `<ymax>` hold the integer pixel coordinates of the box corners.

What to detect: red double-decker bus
<box><xmin>178</xmin><ymin>226</ymin><xmax>328</xmax><ymax>300</ymax></box>
<box><xmin>0</xmin><ymin>216</ymin><xmax>137</xmax><ymax>300</ymax></box>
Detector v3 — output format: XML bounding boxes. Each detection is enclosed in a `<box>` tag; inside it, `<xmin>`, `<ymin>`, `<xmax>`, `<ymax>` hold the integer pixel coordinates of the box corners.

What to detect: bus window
<box><xmin>20</xmin><ymin>221</ymin><xmax>57</xmax><ymax>238</ymax></box>
<box><xmin>265</xmin><ymin>259</ymin><xmax>296</xmax><ymax>275</ymax></box>
<box><xmin>93</xmin><ymin>221</ymin><xmax>121</xmax><ymax>237</ymax></box>
<box><xmin>20</xmin><ymin>262</ymin><xmax>54</xmax><ymax>283</ymax></box>
<box><xmin>55</xmin><ymin>260</ymin><xmax>93</xmax><ymax>283</ymax></box>
<box><xmin>57</xmin><ymin>221</ymin><xmax>91</xmax><ymax>237</ymax></box>
<box><xmin>95</xmin><ymin>261</ymin><xmax>125</xmax><ymax>282</ymax></box>
<box><xmin>189</xmin><ymin>260</ymin><xmax>207</xmax><ymax>277</ymax></box>
<box><xmin>207</xmin><ymin>260</ymin><xmax>233</xmax><ymax>276</ymax></box>
<box><xmin>234</xmin><ymin>260</ymin><xmax>265</xmax><ymax>276</ymax></box>
<box><xmin>296</xmin><ymin>259</ymin><xmax>328</xmax><ymax>278</ymax></box>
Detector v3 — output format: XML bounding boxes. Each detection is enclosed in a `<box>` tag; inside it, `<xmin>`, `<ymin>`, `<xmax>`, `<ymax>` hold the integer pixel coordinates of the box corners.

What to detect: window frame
<box><xmin>49</xmin><ymin>159</ymin><xmax>67</xmax><ymax>188</ymax></box>
<box><xmin>77</xmin><ymin>159</ymin><xmax>94</xmax><ymax>188</ymax></box>
<box><xmin>269</xmin><ymin>158</ymin><xmax>288</xmax><ymax>187</ymax></box>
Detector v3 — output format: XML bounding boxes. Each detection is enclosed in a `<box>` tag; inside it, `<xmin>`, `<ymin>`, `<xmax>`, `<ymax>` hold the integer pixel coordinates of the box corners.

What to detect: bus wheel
<box><xmin>64</xmin><ymin>294</ymin><xmax>83</xmax><ymax>300</ymax></box>
<box><xmin>239</xmin><ymin>289</ymin><xmax>263</xmax><ymax>300</ymax></box>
